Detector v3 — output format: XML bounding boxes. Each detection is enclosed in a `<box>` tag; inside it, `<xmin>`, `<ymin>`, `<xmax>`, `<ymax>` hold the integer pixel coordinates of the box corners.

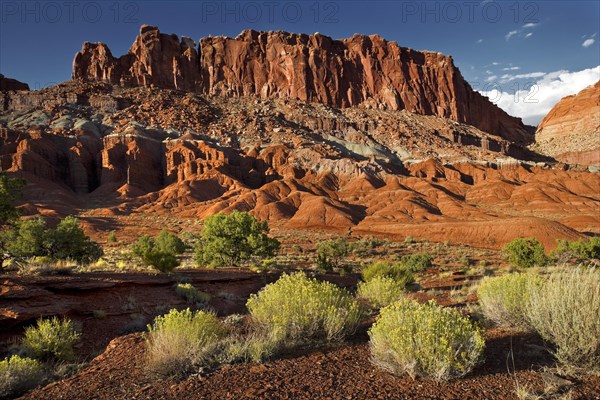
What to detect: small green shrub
<box><xmin>175</xmin><ymin>283</ymin><xmax>211</xmax><ymax>304</ymax></box>
<box><xmin>369</xmin><ymin>299</ymin><xmax>485</xmax><ymax>381</ymax></box>
<box><xmin>361</xmin><ymin>261</ymin><xmax>414</xmax><ymax>286</ymax></box>
<box><xmin>0</xmin><ymin>355</ymin><xmax>45</xmax><ymax>398</ymax></box>
<box><xmin>146</xmin><ymin>308</ymin><xmax>226</xmax><ymax>377</ymax></box>
<box><xmin>213</xmin><ymin>330</ymin><xmax>281</xmax><ymax>364</ymax></box>
<box><xmin>351</xmin><ymin>237</ymin><xmax>385</xmax><ymax>257</ymax></box>
<box><xmin>400</xmin><ymin>253</ymin><xmax>433</xmax><ymax>273</ymax></box>
<box><xmin>552</xmin><ymin>237</ymin><xmax>600</xmax><ymax>262</ymax></box>
<box><xmin>246</xmin><ymin>272</ymin><xmax>363</xmax><ymax>343</ymax></box>
<box><xmin>503</xmin><ymin>237</ymin><xmax>548</xmax><ymax>268</ymax></box>
<box><xmin>526</xmin><ymin>268</ymin><xmax>600</xmax><ymax>370</ymax></box>
<box><xmin>357</xmin><ymin>276</ymin><xmax>407</xmax><ymax>308</ymax></box>
<box><xmin>107</xmin><ymin>230</ymin><xmax>117</xmax><ymax>243</ymax></box>
<box><xmin>194</xmin><ymin>211</ymin><xmax>280</xmax><ymax>268</ymax></box>
<box><xmin>132</xmin><ymin>230</ymin><xmax>185</xmax><ymax>273</ymax></box>
<box><xmin>477</xmin><ymin>273</ymin><xmax>543</xmax><ymax>330</ymax></box>
<box><xmin>315</xmin><ymin>237</ymin><xmax>349</xmax><ymax>271</ymax></box>
<box><xmin>21</xmin><ymin>317</ymin><xmax>81</xmax><ymax>361</ymax></box>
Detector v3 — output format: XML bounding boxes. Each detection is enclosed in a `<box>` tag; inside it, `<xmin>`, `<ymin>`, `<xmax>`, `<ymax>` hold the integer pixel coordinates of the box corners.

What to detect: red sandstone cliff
<box><xmin>535</xmin><ymin>81</ymin><xmax>600</xmax><ymax>165</ymax></box>
<box><xmin>72</xmin><ymin>25</ymin><xmax>531</xmax><ymax>144</ymax></box>
<box><xmin>0</xmin><ymin>74</ymin><xmax>29</xmax><ymax>91</ymax></box>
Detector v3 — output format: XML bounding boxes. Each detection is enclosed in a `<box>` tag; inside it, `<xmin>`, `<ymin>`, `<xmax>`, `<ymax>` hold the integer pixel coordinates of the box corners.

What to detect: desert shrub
<box><xmin>552</xmin><ymin>237</ymin><xmax>600</xmax><ymax>262</ymax></box>
<box><xmin>46</xmin><ymin>217</ymin><xmax>103</xmax><ymax>264</ymax></box>
<box><xmin>503</xmin><ymin>237</ymin><xmax>548</xmax><ymax>268</ymax></box>
<box><xmin>212</xmin><ymin>330</ymin><xmax>282</xmax><ymax>365</ymax></box>
<box><xmin>351</xmin><ymin>237</ymin><xmax>385</xmax><ymax>257</ymax></box>
<box><xmin>6</xmin><ymin>217</ymin><xmax>102</xmax><ymax>265</ymax></box>
<box><xmin>361</xmin><ymin>261</ymin><xmax>414</xmax><ymax>286</ymax></box>
<box><xmin>357</xmin><ymin>276</ymin><xmax>407</xmax><ymax>308</ymax></box>
<box><xmin>315</xmin><ymin>237</ymin><xmax>349</xmax><ymax>271</ymax></box>
<box><xmin>0</xmin><ymin>173</ymin><xmax>25</xmax><ymax>270</ymax></box>
<box><xmin>21</xmin><ymin>317</ymin><xmax>81</xmax><ymax>361</ymax></box>
<box><xmin>477</xmin><ymin>273</ymin><xmax>543</xmax><ymax>330</ymax></box>
<box><xmin>0</xmin><ymin>355</ymin><xmax>45</xmax><ymax>398</ymax></box>
<box><xmin>175</xmin><ymin>283</ymin><xmax>211</xmax><ymax>304</ymax></box>
<box><xmin>5</xmin><ymin>218</ymin><xmax>48</xmax><ymax>258</ymax></box>
<box><xmin>146</xmin><ymin>308</ymin><xmax>226</xmax><ymax>377</ymax></box>
<box><xmin>400</xmin><ymin>253</ymin><xmax>433</xmax><ymax>273</ymax></box>
<box><xmin>107</xmin><ymin>230</ymin><xmax>117</xmax><ymax>243</ymax></box>
<box><xmin>369</xmin><ymin>299</ymin><xmax>485</xmax><ymax>381</ymax></box>
<box><xmin>246</xmin><ymin>272</ymin><xmax>363</xmax><ymax>343</ymax></box>
<box><xmin>194</xmin><ymin>211</ymin><xmax>280</xmax><ymax>268</ymax></box>
<box><xmin>132</xmin><ymin>230</ymin><xmax>185</xmax><ymax>273</ymax></box>
<box><xmin>526</xmin><ymin>268</ymin><xmax>600</xmax><ymax>370</ymax></box>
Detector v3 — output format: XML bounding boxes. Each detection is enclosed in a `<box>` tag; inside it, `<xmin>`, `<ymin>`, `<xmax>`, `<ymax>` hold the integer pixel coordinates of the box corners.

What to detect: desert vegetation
<box><xmin>369</xmin><ymin>299</ymin><xmax>485</xmax><ymax>381</ymax></box>
<box><xmin>132</xmin><ymin>229</ymin><xmax>186</xmax><ymax>273</ymax></box>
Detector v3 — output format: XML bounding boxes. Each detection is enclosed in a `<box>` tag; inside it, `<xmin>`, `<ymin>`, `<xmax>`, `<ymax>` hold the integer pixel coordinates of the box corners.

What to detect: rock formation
<box><xmin>0</xmin><ymin>74</ymin><xmax>29</xmax><ymax>91</ymax></box>
<box><xmin>535</xmin><ymin>81</ymin><xmax>600</xmax><ymax>165</ymax></box>
<box><xmin>72</xmin><ymin>25</ymin><xmax>532</xmax><ymax>143</ymax></box>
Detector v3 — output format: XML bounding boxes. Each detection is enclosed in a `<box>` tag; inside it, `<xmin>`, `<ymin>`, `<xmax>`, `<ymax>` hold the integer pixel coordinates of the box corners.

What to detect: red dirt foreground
<box><xmin>19</xmin><ymin>329</ymin><xmax>600</xmax><ymax>400</ymax></box>
<box><xmin>2</xmin><ymin>270</ymin><xmax>599</xmax><ymax>400</ymax></box>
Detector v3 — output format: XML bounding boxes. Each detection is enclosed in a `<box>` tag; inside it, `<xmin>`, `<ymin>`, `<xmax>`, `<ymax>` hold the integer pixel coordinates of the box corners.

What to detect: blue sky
<box><xmin>1</xmin><ymin>0</ymin><xmax>599</xmax><ymax>125</ymax></box>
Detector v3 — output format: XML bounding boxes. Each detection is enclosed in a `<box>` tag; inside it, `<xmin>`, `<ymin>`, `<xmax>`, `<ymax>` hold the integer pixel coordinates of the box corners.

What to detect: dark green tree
<box><xmin>194</xmin><ymin>211</ymin><xmax>280</xmax><ymax>267</ymax></box>
<box><xmin>132</xmin><ymin>230</ymin><xmax>185</xmax><ymax>273</ymax></box>
<box><xmin>0</xmin><ymin>173</ymin><xmax>25</xmax><ymax>270</ymax></box>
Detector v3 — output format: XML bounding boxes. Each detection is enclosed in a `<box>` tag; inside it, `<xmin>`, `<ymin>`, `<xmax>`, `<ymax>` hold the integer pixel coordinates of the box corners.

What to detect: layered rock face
<box><xmin>0</xmin><ymin>74</ymin><xmax>29</xmax><ymax>91</ymax></box>
<box><xmin>72</xmin><ymin>26</ymin><xmax>531</xmax><ymax>143</ymax></box>
<box><xmin>535</xmin><ymin>81</ymin><xmax>600</xmax><ymax>165</ymax></box>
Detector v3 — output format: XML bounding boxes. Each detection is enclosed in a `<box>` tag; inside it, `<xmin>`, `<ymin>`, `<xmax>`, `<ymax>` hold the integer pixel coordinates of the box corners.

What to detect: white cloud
<box><xmin>525</xmin><ymin>32</ymin><xmax>533</xmax><ymax>38</ymax></box>
<box><xmin>477</xmin><ymin>39</ymin><xmax>484</xmax><ymax>44</ymax></box>
<box><xmin>492</xmin><ymin>62</ymin><xmax>499</xmax><ymax>66</ymax></box>
<box><xmin>522</xmin><ymin>23</ymin><xmax>538</xmax><ymax>28</ymax></box>
<box><xmin>498</xmin><ymin>72</ymin><xmax>547</xmax><ymax>83</ymax></box>
<box><xmin>479</xmin><ymin>66</ymin><xmax>600</xmax><ymax>126</ymax></box>
<box><xmin>503</xmin><ymin>66</ymin><xmax>521</xmax><ymax>71</ymax></box>
<box><xmin>505</xmin><ymin>30</ymin><xmax>518</xmax><ymax>41</ymax></box>
<box><xmin>583</xmin><ymin>38</ymin><xmax>595</xmax><ymax>47</ymax></box>
<box><xmin>485</xmin><ymin>75</ymin><xmax>498</xmax><ymax>82</ymax></box>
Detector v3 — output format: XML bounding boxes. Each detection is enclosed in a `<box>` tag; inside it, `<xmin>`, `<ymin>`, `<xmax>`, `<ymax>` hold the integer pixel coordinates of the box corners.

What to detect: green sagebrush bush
<box><xmin>503</xmin><ymin>237</ymin><xmax>548</xmax><ymax>268</ymax></box>
<box><xmin>21</xmin><ymin>317</ymin><xmax>81</xmax><ymax>361</ymax></box>
<box><xmin>361</xmin><ymin>261</ymin><xmax>414</xmax><ymax>286</ymax></box>
<box><xmin>315</xmin><ymin>237</ymin><xmax>350</xmax><ymax>271</ymax></box>
<box><xmin>552</xmin><ymin>237</ymin><xmax>600</xmax><ymax>262</ymax></box>
<box><xmin>0</xmin><ymin>355</ymin><xmax>45</xmax><ymax>398</ymax></box>
<box><xmin>399</xmin><ymin>253</ymin><xmax>433</xmax><ymax>273</ymax></box>
<box><xmin>175</xmin><ymin>283</ymin><xmax>211</xmax><ymax>304</ymax></box>
<box><xmin>246</xmin><ymin>272</ymin><xmax>364</xmax><ymax>343</ymax></box>
<box><xmin>357</xmin><ymin>276</ymin><xmax>408</xmax><ymax>309</ymax></box>
<box><xmin>477</xmin><ymin>273</ymin><xmax>543</xmax><ymax>330</ymax></box>
<box><xmin>194</xmin><ymin>211</ymin><xmax>280</xmax><ymax>268</ymax></box>
<box><xmin>145</xmin><ymin>308</ymin><xmax>226</xmax><ymax>377</ymax></box>
<box><xmin>132</xmin><ymin>230</ymin><xmax>185</xmax><ymax>273</ymax></box>
<box><xmin>369</xmin><ymin>299</ymin><xmax>485</xmax><ymax>381</ymax></box>
<box><xmin>526</xmin><ymin>267</ymin><xmax>600</xmax><ymax>371</ymax></box>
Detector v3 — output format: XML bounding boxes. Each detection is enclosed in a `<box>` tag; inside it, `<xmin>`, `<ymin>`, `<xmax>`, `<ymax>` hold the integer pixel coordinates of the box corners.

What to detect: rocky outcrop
<box><xmin>535</xmin><ymin>81</ymin><xmax>600</xmax><ymax>165</ymax></box>
<box><xmin>72</xmin><ymin>26</ymin><xmax>531</xmax><ymax>143</ymax></box>
<box><xmin>0</xmin><ymin>74</ymin><xmax>29</xmax><ymax>91</ymax></box>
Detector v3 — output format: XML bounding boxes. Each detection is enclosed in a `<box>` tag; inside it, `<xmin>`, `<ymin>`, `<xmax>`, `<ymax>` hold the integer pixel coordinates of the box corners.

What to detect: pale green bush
<box><xmin>369</xmin><ymin>299</ymin><xmax>485</xmax><ymax>381</ymax></box>
<box><xmin>526</xmin><ymin>268</ymin><xmax>600</xmax><ymax>370</ymax></box>
<box><xmin>175</xmin><ymin>283</ymin><xmax>211</xmax><ymax>304</ymax></box>
<box><xmin>145</xmin><ymin>308</ymin><xmax>226</xmax><ymax>377</ymax></box>
<box><xmin>0</xmin><ymin>355</ymin><xmax>45</xmax><ymax>398</ymax></box>
<box><xmin>357</xmin><ymin>276</ymin><xmax>407</xmax><ymax>308</ymax></box>
<box><xmin>246</xmin><ymin>272</ymin><xmax>364</xmax><ymax>343</ymax></box>
<box><xmin>477</xmin><ymin>273</ymin><xmax>543</xmax><ymax>330</ymax></box>
<box><xmin>21</xmin><ymin>317</ymin><xmax>81</xmax><ymax>361</ymax></box>
<box><xmin>361</xmin><ymin>261</ymin><xmax>414</xmax><ymax>285</ymax></box>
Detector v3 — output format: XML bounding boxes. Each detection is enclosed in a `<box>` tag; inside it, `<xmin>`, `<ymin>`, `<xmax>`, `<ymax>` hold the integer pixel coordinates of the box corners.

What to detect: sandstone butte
<box><xmin>535</xmin><ymin>81</ymin><xmax>600</xmax><ymax>165</ymax></box>
<box><xmin>0</xmin><ymin>26</ymin><xmax>598</xmax><ymax>251</ymax></box>
<box><xmin>72</xmin><ymin>25</ymin><xmax>532</xmax><ymax>144</ymax></box>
